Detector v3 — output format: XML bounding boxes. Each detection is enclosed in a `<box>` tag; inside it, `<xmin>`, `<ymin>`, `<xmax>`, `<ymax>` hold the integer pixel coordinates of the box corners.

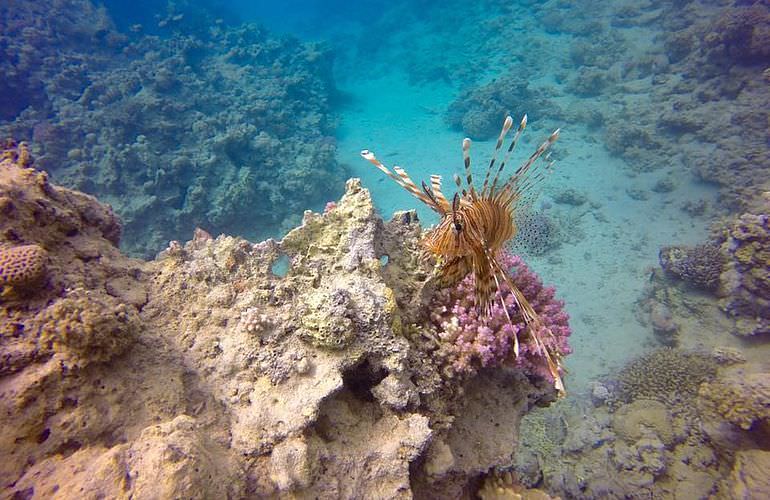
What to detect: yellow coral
<box><xmin>698</xmin><ymin>372</ymin><xmax>770</xmax><ymax>430</ymax></box>
<box><xmin>0</xmin><ymin>244</ymin><xmax>48</xmax><ymax>296</ymax></box>
<box><xmin>733</xmin><ymin>242</ymin><xmax>756</xmax><ymax>265</ymax></box>
<box><xmin>479</xmin><ymin>470</ymin><xmax>557</xmax><ymax>500</ymax></box>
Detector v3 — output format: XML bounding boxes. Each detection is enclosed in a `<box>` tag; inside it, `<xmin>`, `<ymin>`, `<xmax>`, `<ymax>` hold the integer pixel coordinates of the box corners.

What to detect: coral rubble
<box><xmin>0</xmin><ymin>145</ymin><xmax>566</xmax><ymax>497</ymax></box>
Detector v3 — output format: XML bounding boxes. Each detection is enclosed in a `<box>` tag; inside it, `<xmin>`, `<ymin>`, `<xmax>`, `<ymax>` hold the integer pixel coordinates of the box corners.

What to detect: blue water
<box><xmin>2</xmin><ymin>0</ymin><xmax>767</xmax><ymax>497</ymax></box>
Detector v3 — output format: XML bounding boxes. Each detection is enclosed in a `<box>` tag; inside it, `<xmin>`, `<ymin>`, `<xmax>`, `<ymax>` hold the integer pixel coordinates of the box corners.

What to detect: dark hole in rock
<box><xmin>342</xmin><ymin>359</ymin><xmax>388</xmax><ymax>402</ymax></box>
<box><xmin>271</xmin><ymin>254</ymin><xmax>290</xmax><ymax>278</ymax></box>
<box><xmin>11</xmin><ymin>486</ymin><xmax>34</xmax><ymax>500</ymax></box>
<box><xmin>55</xmin><ymin>439</ymin><xmax>82</xmax><ymax>458</ymax></box>
<box><xmin>36</xmin><ymin>428</ymin><xmax>50</xmax><ymax>444</ymax></box>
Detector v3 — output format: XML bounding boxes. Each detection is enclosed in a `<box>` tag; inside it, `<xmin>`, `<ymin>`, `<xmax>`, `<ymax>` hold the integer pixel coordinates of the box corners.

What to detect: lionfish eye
<box><xmin>454</xmin><ymin>222</ymin><xmax>462</xmax><ymax>232</ymax></box>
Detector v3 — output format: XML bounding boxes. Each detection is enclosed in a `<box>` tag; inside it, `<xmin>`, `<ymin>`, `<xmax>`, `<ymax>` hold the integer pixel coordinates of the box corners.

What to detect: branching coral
<box><xmin>615</xmin><ymin>348</ymin><xmax>716</xmax><ymax>405</ymax></box>
<box><xmin>428</xmin><ymin>251</ymin><xmax>571</xmax><ymax>382</ymax></box>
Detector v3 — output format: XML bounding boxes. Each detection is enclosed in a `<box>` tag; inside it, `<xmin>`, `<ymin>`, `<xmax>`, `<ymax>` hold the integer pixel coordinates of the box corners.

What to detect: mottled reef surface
<box><xmin>0</xmin><ymin>0</ymin><xmax>347</xmax><ymax>258</ymax></box>
<box><xmin>0</xmin><ymin>143</ymin><xmax>568</xmax><ymax>498</ymax></box>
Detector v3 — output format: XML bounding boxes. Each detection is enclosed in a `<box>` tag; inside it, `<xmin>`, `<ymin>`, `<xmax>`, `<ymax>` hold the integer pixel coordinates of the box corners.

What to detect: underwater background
<box><xmin>1</xmin><ymin>0</ymin><xmax>769</xmax><ymax>498</ymax></box>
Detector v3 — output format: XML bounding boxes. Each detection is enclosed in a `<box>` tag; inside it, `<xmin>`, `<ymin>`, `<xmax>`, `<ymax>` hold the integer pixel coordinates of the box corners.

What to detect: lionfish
<box><xmin>361</xmin><ymin>115</ymin><xmax>565</xmax><ymax>393</ymax></box>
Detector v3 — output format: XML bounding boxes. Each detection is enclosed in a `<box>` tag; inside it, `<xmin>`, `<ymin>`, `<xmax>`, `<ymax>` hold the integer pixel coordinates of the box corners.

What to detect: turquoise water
<box><xmin>2</xmin><ymin>0</ymin><xmax>768</xmax><ymax>497</ymax></box>
<box><xmin>240</xmin><ymin>0</ymin><xmax>723</xmax><ymax>387</ymax></box>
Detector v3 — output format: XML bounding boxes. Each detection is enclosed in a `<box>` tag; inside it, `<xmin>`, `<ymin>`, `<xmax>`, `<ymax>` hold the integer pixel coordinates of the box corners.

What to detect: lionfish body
<box><xmin>361</xmin><ymin>115</ymin><xmax>566</xmax><ymax>393</ymax></box>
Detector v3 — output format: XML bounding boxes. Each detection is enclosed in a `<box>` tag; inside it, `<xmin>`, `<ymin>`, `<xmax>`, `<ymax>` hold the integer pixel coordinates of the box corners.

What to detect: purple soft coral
<box><xmin>429</xmin><ymin>251</ymin><xmax>571</xmax><ymax>383</ymax></box>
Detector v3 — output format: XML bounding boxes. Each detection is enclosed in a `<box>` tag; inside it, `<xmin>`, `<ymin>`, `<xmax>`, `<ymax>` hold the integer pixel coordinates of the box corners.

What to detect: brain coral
<box><xmin>0</xmin><ymin>244</ymin><xmax>48</xmax><ymax>295</ymax></box>
<box><xmin>658</xmin><ymin>243</ymin><xmax>723</xmax><ymax>291</ymax></box>
<box><xmin>428</xmin><ymin>251</ymin><xmax>571</xmax><ymax>382</ymax></box>
<box><xmin>616</xmin><ymin>348</ymin><xmax>716</xmax><ymax>405</ymax></box>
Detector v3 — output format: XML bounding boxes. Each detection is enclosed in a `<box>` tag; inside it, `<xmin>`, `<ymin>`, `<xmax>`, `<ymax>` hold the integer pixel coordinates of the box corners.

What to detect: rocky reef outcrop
<box><xmin>0</xmin><ymin>142</ymin><xmax>565</xmax><ymax>498</ymax></box>
<box><xmin>719</xmin><ymin>209</ymin><xmax>770</xmax><ymax>337</ymax></box>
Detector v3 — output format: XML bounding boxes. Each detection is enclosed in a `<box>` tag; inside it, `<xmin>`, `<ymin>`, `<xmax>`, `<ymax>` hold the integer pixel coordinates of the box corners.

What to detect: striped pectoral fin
<box><xmin>430</xmin><ymin>175</ymin><xmax>451</xmax><ymax>212</ymax></box>
<box><xmin>473</xmin><ymin>248</ymin><xmax>499</xmax><ymax>315</ymax></box>
<box><xmin>360</xmin><ymin>150</ymin><xmax>444</xmax><ymax>212</ymax></box>
<box><xmin>500</xmin><ymin>128</ymin><xmax>560</xmax><ymax>206</ymax></box>
<box><xmin>489</xmin><ymin>115</ymin><xmax>528</xmax><ymax>195</ymax></box>
<box><xmin>474</xmin><ymin>268</ymin><xmax>497</xmax><ymax>315</ymax></box>
<box><xmin>497</xmin><ymin>259</ymin><xmax>566</xmax><ymax>394</ymax></box>
<box><xmin>488</xmin><ymin>264</ymin><xmax>520</xmax><ymax>357</ymax></box>
<box><xmin>438</xmin><ymin>256</ymin><xmax>471</xmax><ymax>287</ymax></box>
<box><xmin>462</xmin><ymin>138</ymin><xmax>477</xmax><ymax>199</ymax></box>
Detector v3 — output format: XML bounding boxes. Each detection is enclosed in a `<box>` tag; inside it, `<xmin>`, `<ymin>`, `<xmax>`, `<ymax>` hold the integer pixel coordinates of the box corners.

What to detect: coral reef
<box><xmin>0</xmin><ymin>0</ymin><xmax>125</xmax><ymax>122</ymax></box>
<box><xmin>0</xmin><ymin>2</ymin><xmax>347</xmax><ymax>257</ymax></box>
<box><xmin>0</xmin><ymin>244</ymin><xmax>48</xmax><ymax>296</ymax></box>
<box><xmin>445</xmin><ymin>77</ymin><xmax>561</xmax><ymax>140</ymax></box>
<box><xmin>615</xmin><ymin>348</ymin><xmax>716</xmax><ymax>406</ymax></box>
<box><xmin>698</xmin><ymin>371</ymin><xmax>770</xmax><ymax>432</ymax></box>
<box><xmin>0</xmin><ymin>147</ymin><xmax>567</xmax><ymax>497</ymax></box>
<box><xmin>704</xmin><ymin>4</ymin><xmax>770</xmax><ymax>65</ymax></box>
<box><xmin>511</xmin><ymin>354</ymin><xmax>739</xmax><ymax>499</ymax></box>
<box><xmin>658</xmin><ymin>243</ymin><xmax>723</xmax><ymax>292</ymax></box>
<box><xmin>427</xmin><ymin>252</ymin><xmax>571</xmax><ymax>383</ymax></box>
<box><xmin>719</xmin><ymin>211</ymin><xmax>770</xmax><ymax>336</ymax></box>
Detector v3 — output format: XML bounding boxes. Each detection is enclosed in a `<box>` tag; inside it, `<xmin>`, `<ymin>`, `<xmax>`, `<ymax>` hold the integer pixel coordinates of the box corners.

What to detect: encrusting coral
<box><xmin>719</xmin><ymin>211</ymin><xmax>770</xmax><ymax>336</ymax></box>
<box><xmin>698</xmin><ymin>371</ymin><xmax>770</xmax><ymax>431</ymax></box>
<box><xmin>478</xmin><ymin>469</ymin><xmax>556</xmax><ymax>500</ymax></box>
<box><xmin>36</xmin><ymin>290</ymin><xmax>139</xmax><ymax>368</ymax></box>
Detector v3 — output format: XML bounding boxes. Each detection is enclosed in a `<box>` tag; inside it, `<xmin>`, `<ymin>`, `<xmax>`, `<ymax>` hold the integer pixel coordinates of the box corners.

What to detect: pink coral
<box><xmin>429</xmin><ymin>251</ymin><xmax>571</xmax><ymax>382</ymax></box>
